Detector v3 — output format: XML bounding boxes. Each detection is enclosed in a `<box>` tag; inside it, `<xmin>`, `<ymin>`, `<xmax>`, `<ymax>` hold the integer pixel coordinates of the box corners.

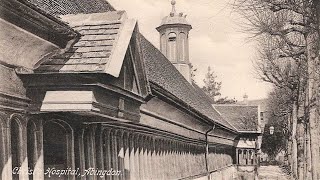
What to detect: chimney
<box><xmin>243</xmin><ymin>93</ymin><xmax>248</xmax><ymax>105</ymax></box>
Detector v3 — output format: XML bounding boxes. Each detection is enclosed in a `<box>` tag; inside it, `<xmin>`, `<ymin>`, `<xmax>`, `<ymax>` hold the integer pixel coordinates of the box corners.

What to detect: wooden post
<box><xmin>169</xmin><ymin>140</ymin><xmax>175</xmax><ymax>179</ymax></box>
<box><xmin>111</xmin><ymin>130</ymin><xmax>119</xmax><ymax>180</ymax></box>
<box><xmin>82</xmin><ymin>125</ymin><xmax>97</xmax><ymax>180</ymax></box>
<box><xmin>0</xmin><ymin>121</ymin><xmax>5</xmax><ymax>180</ymax></box>
<box><xmin>159</xmin><ymin>139</ymin><xmax>165</xmax><ymax>179</ymax></box>
<box><xmin>103</xmin><ymin>128</ymin><xmax>112</xmax><ymax>180</ymax></box>
<box><xmin>95</xmin><ymin>125</ymin><xmax>105</xmax><ymax>180</ymax></box>
<box><xmin>182</xmin><ymin>143</ymin><xmax>186</xmax><ymax>178</ymax></box>
<box><xmin>149</xmin><ymin>137</ymin><xmax>155</xmax><ymax>180</ymax></box>
<box><xmin>1</xmin><ymin>122</ymin><xmax>11</xmax><ymax>180</ymax></box>
<box><xmin>19</xmin><ymin>119</ymin><xmax>29</xmax><ymax>180</ymax></box>
<box><xmin>117</xmin><ymin>130</ymin><xmax>125</xmax><ymax>180</ymax></box>
<box><xmin>172</xmin><ymin>141</ymin><xmax>177</xmax><ymax>179</ymax></box>
<box><xmin>139</xmin><ymin>135</ymin><xmax>145</xmax><ymax>180</ymax></box>
<box><xmin>129</xmin><ymin>133</ymin><xmax>136</xmax><ymax>180</ymax></box>
<box><xmin>78</xmin><ymin>128</ymin><xmax>86</xmax><ymax>180</ymax></box>
<box><xmin>123</xmin><ymin>132</ymin><xmax>130</xmax><ymax>180</ymax></box>
<box><xmin>144</xmin><ymin>136</ymin><xmax>151</xmax><ymax>179</ymax></box>
<box><xmin>134</xmin><ymin>134</ymin><xmax>140</xmax><ymax>179</ymax></box>
<box><xmin>187</xmin><ymin>144</ymin><xmax>191</xmax><ymax>177</ymax></box>
<box><xmin>239</xmin><ymin>149</ymin><xmax>242</xmax><ymax>165</ymax></box>
<box><xmin>145</xmin><ymin>136</ymin><xmax>152</xmax><ymax>179</ymax></box>
<box><xmin>32</xmin><ymin>119</ymin><xmax>44</xmax><ymax>180</ymax></box>
<box><xmin>165</xmin><ymin>139</ymin><xmax>170</xmax><ymax>179</ymax></box>
<box><xmin>236</xmin><ymin>148</ymin><xmax>239</xmax><ymax>165</ymax></box>
<box><xmin>252</xmin><ymin>149</ymin><xmax>256</xmax><ymax>165</ymax></box>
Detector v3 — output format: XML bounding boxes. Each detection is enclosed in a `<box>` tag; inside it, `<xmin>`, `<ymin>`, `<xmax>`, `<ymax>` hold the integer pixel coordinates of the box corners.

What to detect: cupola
<box><xmin>156</xmin><ymin>0</ymin><xmax>192</xmax><ymax>83</ymax></box>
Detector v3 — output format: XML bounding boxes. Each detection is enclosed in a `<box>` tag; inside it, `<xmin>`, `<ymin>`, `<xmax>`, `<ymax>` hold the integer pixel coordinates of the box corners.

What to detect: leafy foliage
<box><xmin>201</xmin><ymin>66</ymin><xmax>236</xmax><ymax>104</ymax></box>
<box><xmin>261</xmin><ymin>123</ymin><xmax>287</xmax><ymax>159</ymax></box>
<box><xmin>202</xmin><ymin>66</ymin><xmax>221</xmax><ymax>101</ymax></box>
<box><xmin>190</xmin><ymin>63</ymin><xmax>197</xmax><ymax>84</ymax></box>
<box><xmin>261</xmin><ymin>87</ymin><xmax>292</xmax><ymax>159</ymax></box>
<box><xmin>215</xmin><ymin>97</ymin><xmax>237</xmax><ymax>104</ymax></box>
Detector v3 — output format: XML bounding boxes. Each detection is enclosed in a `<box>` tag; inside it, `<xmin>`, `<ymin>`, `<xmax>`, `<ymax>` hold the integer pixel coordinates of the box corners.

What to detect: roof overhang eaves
<box><xmin>156</xmin><ymin>23</ymin><xmax>192</xmax><ymax>32</ymax></box>
<box><xmin>238</xmin><ymin>131</ymin><xmax>261</xmax><ymax>135</ymax></box>
<box><xmin>1</xmin><ymin>0</ymin><xmax>79</xmax><ymax>48</ymax></box>
<box><xmin>149</xmin><ymin>82</ymin><xmax>238</xmax><ymax>133</ymax></box>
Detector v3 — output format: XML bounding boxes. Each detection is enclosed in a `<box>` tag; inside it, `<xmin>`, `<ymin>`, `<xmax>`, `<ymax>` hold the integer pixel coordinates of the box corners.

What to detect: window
<box><xmin>168</xmin><ymin>33</ymin><xmax>176</xmax><ymax>41</ymax></box>
<box><xmin>168</xmin><ymin>33</ymin><xmax>177</xmax><ymax>61</ymax></box>
<box><xmin>180</xmin><ymin>33</ymin><xmax>187</xmax><ymax>61</ymax></box>
<box><xmin>260</xmin><ymin>112</ymin><xmax>264</xmax><ymax>121</ymax></box>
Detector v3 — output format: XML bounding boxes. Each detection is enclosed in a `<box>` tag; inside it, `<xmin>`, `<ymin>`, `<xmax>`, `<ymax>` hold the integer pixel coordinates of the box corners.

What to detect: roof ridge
<box><xmin>214</xmin><ymin>104</ymin><xmax>259</xmax><ymax>107</ymax></box>
<box><xmin>24</xmin><ymin>0</ymin><xmax>115</xmax><ymax>17</ymax></box>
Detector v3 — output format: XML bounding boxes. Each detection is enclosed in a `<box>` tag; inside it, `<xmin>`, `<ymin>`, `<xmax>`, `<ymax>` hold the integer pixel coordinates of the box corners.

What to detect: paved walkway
<box><xmin>258</xmin><ymin>166</ymin><xmax>291</xmax><ymax>180</ymax></box>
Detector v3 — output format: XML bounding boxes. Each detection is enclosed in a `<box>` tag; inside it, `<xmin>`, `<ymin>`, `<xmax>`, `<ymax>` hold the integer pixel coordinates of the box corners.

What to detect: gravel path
<box><xmin>258</xmin><ymin>166</ymin><xmax>292</xmax><ymax>180</ymax></box>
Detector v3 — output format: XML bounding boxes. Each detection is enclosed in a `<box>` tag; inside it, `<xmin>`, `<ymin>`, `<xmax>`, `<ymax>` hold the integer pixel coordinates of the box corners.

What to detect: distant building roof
<box><xmin>139</xmin><ymin>34</ymin><xmax>235</xmax><ymax>131</ymax></box>
<box><xmin>36</xmin><ymin>11</ymin><xmax>137</xmax><ymax>77</ymax></box>
<box><xmin>24</xmin><ymin>0</ymin><xmax>115</xmax><ymax>17</ymax></box>
<box><xmin>247</xmin><ymin>99</ymin><xmax>268</xmax><ymax>112</ymax></box>
<box><xmin>214</xmin><ymin>105</ymin><xmax>259</xmax><ymax>132</ymax></box>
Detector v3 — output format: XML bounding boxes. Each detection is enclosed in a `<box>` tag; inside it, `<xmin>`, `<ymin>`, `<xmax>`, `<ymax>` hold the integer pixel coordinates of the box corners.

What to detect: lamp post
<box><xmin>268</xmin><ymin>125</ymin><xmax>289</xmax><ymax>164</ymax></box>
<box><xmin>269</xmin><ymin>126</ymin><xmax>274</xmax><ymax>135</ymax></box>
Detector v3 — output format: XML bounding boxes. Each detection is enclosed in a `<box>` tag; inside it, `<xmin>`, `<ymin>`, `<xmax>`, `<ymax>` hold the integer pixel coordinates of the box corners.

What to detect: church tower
<box><xmin>156</xmin><ymin>0</ymin><xmax>192</xmax><ymax>83</ymax></box>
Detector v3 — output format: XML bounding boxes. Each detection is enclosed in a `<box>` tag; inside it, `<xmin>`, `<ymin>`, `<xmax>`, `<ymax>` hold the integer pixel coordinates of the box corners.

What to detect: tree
<box><xmin>202</xmin><ymin>66</ymin><xmax>237</xmax><ymax>104</ymax></box>
<box><xmin>233</xmin><ymin>0</ymin><xmax>320</xmax><ymax>179</ymax></box>
<box><xmin>215</xmin><ymin>97</ymin><xmax>237</xmax><ymax>104</ymax></box>
<box><xmin>190</xmin><ymin>63</ymin><xmax>197</xmax><ymax>84</ymax></box>
<box><xmin>202</xmin><ymin>66</ymin><xmax>222</xmax><ymax>101</ymax></box>
<box><xmin>261</xmin><ymin>87</ymin><xmax>292</xmax><ymax>161</ymax></box>
<box><xmin>261</xmin><ymin>124</ymin><xmax>287</xmax><ymax>160</ymax></box>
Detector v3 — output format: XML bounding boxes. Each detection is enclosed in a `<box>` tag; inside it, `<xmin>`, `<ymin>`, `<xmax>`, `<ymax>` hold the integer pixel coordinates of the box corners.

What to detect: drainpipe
<box><xmin>205</xmin><ymin>124</ymin><xmax>215</xmax><ymax>179</ymax></box>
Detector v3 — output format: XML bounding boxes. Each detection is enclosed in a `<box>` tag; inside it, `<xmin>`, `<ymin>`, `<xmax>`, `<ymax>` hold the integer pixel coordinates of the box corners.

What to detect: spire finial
<box><xmin>170</xmin><ymin>0</ymin><xmax>176</xmax><ymax>17</ymax></box>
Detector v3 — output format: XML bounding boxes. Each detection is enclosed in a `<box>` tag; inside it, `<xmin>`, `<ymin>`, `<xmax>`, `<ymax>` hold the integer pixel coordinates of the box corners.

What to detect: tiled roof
<box><xmin>248</xmin><ymin>99</ymin><xmax>268</xmax><ymax>111</ymax></box>
<box><xmin>139</xmin><ymin>34</ymin><xmax>236</xmax><ymax>131</ymax></box>
<box><xmin>191</xmin><ymin>82</ymin><xmax>215</xmax><ymax>104</ymax></box>
<box><xmin>238</xmin><ymin>99</ymin><xmax>268</xmax><ymax>112</ymax></box>
<box><xmin>214</xmin><ymin>105</ymin><xmax>259</xmax><ymax>132</ymax></box>
<box><xmin>24</xmin><ymin>0</ymin><xmax>115</xmax><ymax>17</ymax></box>
<box><xmin>36</xmin><ymin>11</ymin><xmax>136</xmax><ymax>76</ymax></box>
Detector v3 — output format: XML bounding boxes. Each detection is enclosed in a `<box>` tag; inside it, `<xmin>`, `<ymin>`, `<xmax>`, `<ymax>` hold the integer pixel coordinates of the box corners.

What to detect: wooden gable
<box><xmin>108</xmin><ymin>25</ymin><xmax>149</xmax><ymax>98</ymax></box>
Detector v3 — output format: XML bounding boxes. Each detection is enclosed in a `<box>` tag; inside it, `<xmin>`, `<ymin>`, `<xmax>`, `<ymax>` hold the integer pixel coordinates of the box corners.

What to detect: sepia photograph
<box><xmin>0</xmin><ymin>0</ymin><xmax>320</xmax><ymax>179</ymax></box>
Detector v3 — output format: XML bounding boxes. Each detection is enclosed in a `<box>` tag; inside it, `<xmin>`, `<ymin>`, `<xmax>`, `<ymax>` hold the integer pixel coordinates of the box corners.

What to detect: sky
<box><xmin>108</xmin><ymin>0</ymin><xmax>273</xmax><ymax>101</ymax></box>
